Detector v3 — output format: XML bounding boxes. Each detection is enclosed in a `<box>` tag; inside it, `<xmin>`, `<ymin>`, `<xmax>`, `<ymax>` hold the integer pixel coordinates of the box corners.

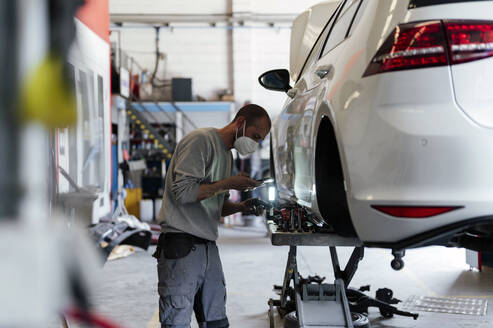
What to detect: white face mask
<box><xmin>234</xmin><ymin>121</ymin><xmax>259</xmax><ymax>156</ymax></box>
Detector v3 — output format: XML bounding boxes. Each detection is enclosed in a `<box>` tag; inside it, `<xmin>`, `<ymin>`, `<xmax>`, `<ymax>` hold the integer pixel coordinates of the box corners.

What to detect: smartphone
<box><xmin>245</xmin><ymin>177</ymin><xmax>275</xmax><ymax>191</ymax></box>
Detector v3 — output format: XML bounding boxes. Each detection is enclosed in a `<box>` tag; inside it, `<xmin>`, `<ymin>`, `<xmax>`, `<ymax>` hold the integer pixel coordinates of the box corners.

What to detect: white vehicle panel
<box><xmin>266</xmin><ymin>0</ymin><xmax>493</xmax><ymax>246</ymax></box>
<box><xmin>353</xmin><ymin>199</ymin><xmax>493</xmax><ymax>243</ymax></box>
<box><xmin>404</xmin><ymin>2</ymin><xmax>493</xmax><ymax>23</ymax></box>
<box><xmin>290</xmin><ymin>11</ymin><xmax>310</xmax><ymax>83</ymax></box>
<box><xmin>289</xmin><ymin>1</ymin><xmax>341</xmax><ymax>82</ymax></box>
<box><xmin>451</xmin><ymin>57</ymin><xmax>493</xmax><ymax>129</ymax></box>
<box><xmin>404</xmin><ymin>3</ymin><xmax>493</xmax><ymax>129</ymax></box>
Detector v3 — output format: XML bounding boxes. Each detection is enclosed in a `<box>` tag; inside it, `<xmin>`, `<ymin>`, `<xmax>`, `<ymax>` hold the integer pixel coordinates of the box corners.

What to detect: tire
<box><xmin>315</xmin><ymin>118</ymin><xmax>356</xmax><ymax>237</ymax></box>
<box><xmin>283</xmin><ymin>311</ymin><xmax>299</xmax><ymax>328</ymax></box>
<box><xmin>269</xmin><ymin>138</ymin><xmax>276</xmax><ymax>183</ymax></box>
<box><xmin>352</xmin><ymin>312</ymin><xmax>371</xmax><ymax>328</ymax></box>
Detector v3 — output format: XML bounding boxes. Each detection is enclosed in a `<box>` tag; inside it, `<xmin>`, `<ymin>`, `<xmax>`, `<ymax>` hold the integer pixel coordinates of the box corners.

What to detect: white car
<box><xmin>259</xmin><ymin>0</ymin><xmax>493</xmax><ymax>251</ymax></box>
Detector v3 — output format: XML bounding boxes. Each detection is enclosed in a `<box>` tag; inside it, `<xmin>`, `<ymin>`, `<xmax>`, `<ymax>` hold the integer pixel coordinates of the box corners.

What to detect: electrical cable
<box><xmin>150</xmin><ymin>26</ymin><xmax>169</xmax><ymax>88</ymax></box>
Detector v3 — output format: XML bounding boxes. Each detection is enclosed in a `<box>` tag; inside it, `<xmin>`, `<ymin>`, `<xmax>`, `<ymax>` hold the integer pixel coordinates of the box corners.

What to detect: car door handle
<box><xmin>315</xmin><ymin>65</ymin><xmax>332</xmax><ymax>79</ymax></box>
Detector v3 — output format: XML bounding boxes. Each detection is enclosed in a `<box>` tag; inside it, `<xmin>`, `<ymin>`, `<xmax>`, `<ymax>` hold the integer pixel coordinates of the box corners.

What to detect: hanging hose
<box><xmin>150</xmin><ymin>26</ymin><xmax>170</xmax><ymax>88</ymax></box>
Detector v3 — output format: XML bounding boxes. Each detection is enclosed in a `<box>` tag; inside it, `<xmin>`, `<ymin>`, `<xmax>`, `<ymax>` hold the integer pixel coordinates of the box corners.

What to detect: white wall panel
<box><xmin>113</xmin><ymin>26</ymin><xmax>232</xmax><ymax>100</ymax></box>
<box><xmin>110</xmin><ymin>0</ymin><xmax>229</xmax><ymax>14</ymax></box>
<box><xmin>110</xmin><ymin>0</ymin><xmax>329</xmax><ymax>15</ymax></box>
<box><xmin>249</xmin><ymin>0</ymin><xmax>330</xmax><ymax>14</ymax></box>
<box><xmin>251</xmin><ymin>27</ymin><xmax>291</xmax><ymax>117</ymax></box>
<box><xmin>232</xmin><ymin>27</ymin><xmax>254</xmax><ymax>105</ymax></box>
<box><xmin>62</xmin><ymin>19</ymin><xmax>112</xmax><ymax>223</ymax></box>
<box><xmin>110</xmin><ymin>0</ymin><xmax>330</xmax><ymax>118</ymax></box>
<box><xmin>231</xmin><ymin>26</ymin><xmax>290</xmax><ymax>117</ymax></box>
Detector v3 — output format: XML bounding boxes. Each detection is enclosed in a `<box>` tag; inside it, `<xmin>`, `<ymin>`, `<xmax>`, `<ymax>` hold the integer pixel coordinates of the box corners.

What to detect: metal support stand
<box><xmin>273</xmin><ymin>245</ymin><xmax>363</xmax><ymax>327</ymax></box>
<box><xmin>268</xmin><ymin>223</ymin><xmax>418</xmax><ymax>328</ymax></box>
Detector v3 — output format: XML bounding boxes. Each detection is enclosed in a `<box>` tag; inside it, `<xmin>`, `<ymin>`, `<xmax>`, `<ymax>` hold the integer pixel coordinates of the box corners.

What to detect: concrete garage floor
<box><xmin>84</xmin><ymin>225</ymin><xmax>493</xmax><ymax>328</ymax></box>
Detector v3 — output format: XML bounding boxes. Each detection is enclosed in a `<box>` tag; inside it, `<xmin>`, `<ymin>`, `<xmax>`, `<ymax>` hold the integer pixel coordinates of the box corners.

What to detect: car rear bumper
<box><xmin>343</xmin><ymin>66</ymin><xmax>493</xmax><ymax>243</ymax></box>
<box><xmin>364</xmin><ymin>215</ymin><xmax>493</xmax><ymax>250</ymax></box>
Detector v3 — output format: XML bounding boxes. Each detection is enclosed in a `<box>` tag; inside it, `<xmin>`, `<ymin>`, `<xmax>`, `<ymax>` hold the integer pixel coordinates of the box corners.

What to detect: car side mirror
<box><xmin>258</xmin><ymin>69</ymin><xmax>291</xmax><ymax>93</ymax></box>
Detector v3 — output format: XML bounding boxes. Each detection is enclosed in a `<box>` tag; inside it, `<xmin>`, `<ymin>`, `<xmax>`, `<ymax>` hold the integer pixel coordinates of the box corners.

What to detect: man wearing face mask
<box><xmin>154</xmin><ymin>104</ymin><xmax>271</xmax><ymax>328</ymax></box>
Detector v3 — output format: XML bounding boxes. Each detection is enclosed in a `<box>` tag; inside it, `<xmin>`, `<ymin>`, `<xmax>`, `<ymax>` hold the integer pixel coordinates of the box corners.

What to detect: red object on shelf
<box><xmin>149</xmin><ymin>223</ymin><xmax>161</xmax><ymax>245</ymax></box>
<box><xmin>149</xmin><ymin>223</ymin><xmax>161</xmax><ymax>231</ymax></box>
<box><xmin>151</xmin><ymin>233</ymin><xmax>159</xmax><ymax>245</ymax></box>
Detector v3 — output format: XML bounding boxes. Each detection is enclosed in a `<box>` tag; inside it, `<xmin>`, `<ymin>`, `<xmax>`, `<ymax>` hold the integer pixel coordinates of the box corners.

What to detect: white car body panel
<box><xmin>404</xmin><ymin>2</ymin><xmax>493</xmax><ymax>130</ymax></box>
<box><xmin>290</xmin><ymin>1</ymin><xmax>341</xmax><ymax>82</ymax></box>
<box><xmin>450</xmin><ymin>58</ymin><xmax>493</xmax><ymax>129</ymax></box>
<box><xmin>270</xmin><ymin>0</ymin><xmax>493</xmax><ymax>245</ymax></box>
<box><xmin>290</xmin><ymin>11</ymin><xmax>311</xmax><ymax>83</ymax></box>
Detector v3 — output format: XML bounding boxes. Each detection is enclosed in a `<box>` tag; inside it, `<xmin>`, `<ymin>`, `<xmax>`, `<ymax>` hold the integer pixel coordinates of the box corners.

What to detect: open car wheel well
<box><xmin>269</xmin><ymin>138</ymin><xmax>276</xmax><ymax>182</ymax></box>
<box><xmin>315</xmin><ymin>117</ymin><xmax>357</xmax><ymax>237</ymax></box>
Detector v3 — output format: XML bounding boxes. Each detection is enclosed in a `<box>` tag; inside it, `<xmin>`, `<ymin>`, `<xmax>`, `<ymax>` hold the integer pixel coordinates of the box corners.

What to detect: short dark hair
<box><xmin>233</xmin><ymin>104</ymin><xmax>271</xmax><ymax>128</ymax></box>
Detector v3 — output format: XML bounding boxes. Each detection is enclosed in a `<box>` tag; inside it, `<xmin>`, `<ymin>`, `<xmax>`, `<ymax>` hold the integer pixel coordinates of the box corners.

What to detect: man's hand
<box><xmin>240</xmin><ymin>198</ymin><xmax>264</xmax><ymax>216</ymax></box>
<box><xmin>225</xmin><ymin>174</ymin><xmax>260</xmax><ymax>191</ymax></box>
<box><xmin>197</xmin><ymin>174</ymin><xmax>260</xmax><ymax>201</ymax></box>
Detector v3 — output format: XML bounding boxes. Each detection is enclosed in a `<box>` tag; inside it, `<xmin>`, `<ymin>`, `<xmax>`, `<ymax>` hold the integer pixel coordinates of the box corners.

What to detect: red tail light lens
<box><xmin>444</xmin><ymin>21</ymin><xmax>493</xmax><ymax>64</ymax></box>
<box><xmin>363</xmin><ymin>20</ymin><xmax>493</xmax><ymax>77</ymax></box>
<box><xmin>363</xmin><ymin>21</ymin><xmax>447</xmax><ymax>76</ymax></box>
<box><xmin>371</xmin><ymin>205</ymin><xmax>462</xmax><ymax>218</ymax></box>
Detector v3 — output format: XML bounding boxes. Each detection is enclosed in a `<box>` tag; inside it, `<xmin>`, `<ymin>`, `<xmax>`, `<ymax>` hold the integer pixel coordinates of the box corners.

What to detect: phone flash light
<box><xmin>268</xmin><ymin>186</ymin><xmax>276</xmax><ymax>201</ymax></box>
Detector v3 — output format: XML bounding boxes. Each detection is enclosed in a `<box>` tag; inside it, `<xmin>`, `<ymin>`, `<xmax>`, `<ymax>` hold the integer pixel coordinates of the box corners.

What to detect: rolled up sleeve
<box><xmin>171</xmin><ymin>174</ymin><xmax>201</xmax><ymax>204</ymax></box>
<box><xmin>170</xmin><ymin>135</ymin><xmax>209</xmax><ymax>204</ymax></box>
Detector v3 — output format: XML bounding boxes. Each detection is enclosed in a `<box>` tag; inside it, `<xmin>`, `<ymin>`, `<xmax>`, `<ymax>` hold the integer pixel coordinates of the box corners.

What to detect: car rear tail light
<box><xmin>363</xmin><ymin>20</ymin><xmax>493</xmax><ymax>77</ymax></box>
<box><xmin>363</xmin><ymin>21</ymin><xmax>447</xmax><ymax>76</ymax></box>
<box><xmin>444</xmin><ymin>21</ymin><xmax>493</xmax><ymax>64</ymax></box>
<box><xmin>371</xmin><ymin>205</ymin><xmax>462</xmax><ymax>218</ymax></box>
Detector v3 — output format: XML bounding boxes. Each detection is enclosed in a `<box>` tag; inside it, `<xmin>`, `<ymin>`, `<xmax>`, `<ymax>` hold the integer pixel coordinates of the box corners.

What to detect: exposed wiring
<box><xmin>150</xmin><ymin>26</ymin><xmax>168</xmax><ymax>88</ymax></box>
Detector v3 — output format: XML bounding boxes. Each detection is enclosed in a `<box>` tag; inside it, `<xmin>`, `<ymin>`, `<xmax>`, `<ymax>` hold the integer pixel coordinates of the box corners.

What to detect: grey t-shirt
<box><xmin>158</xmin><ymin>128</ymin><xmax>233</xmax><ymax>241</ymax></box>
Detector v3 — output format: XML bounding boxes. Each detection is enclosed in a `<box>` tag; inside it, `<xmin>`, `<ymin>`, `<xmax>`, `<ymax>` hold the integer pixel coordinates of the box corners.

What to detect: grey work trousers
<box><xmin>157</xmin><ymin>241</ymin><xmax>229</xmax><ymax>328</ymax></box>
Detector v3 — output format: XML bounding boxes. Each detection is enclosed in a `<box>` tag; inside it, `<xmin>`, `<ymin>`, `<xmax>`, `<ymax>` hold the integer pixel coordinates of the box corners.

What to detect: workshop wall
<box><xmin>112</xmin><ymin>26</ymin><xmax>232</xmax><ymax>101</ymax></box>
<box><xmin>233</xmin><ymin>0</ymin><xmax>332</xmax><ymax>14</ymax></box>
<box><xmin>110</xmin><ymin>0</ymin><xmax>324</xmax><ymax>117</ymax></box>
<box><xmin>111</xmin><ymin>0</ymin><xmax>328</xmax><ymax>16</ymax></box>
<box><xmin>110</xmin><ymin>0</ymin><xmax>230</xmax><ymax>14</ymax></box>
<box><xmin>235</xmin><ymin>24</ymin><xmax>292</xmax><ymax>116</ymax></box>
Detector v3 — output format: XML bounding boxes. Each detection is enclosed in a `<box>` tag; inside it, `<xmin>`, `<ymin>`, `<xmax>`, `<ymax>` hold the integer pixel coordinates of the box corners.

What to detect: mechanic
<box><xmin>154</xmin><ymin>104</ymin><xmax>271</xmax><ymax>328</ymax></box>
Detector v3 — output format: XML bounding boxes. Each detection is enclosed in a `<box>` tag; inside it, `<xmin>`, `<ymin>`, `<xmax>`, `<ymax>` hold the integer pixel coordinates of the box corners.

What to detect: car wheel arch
<box><xmin>313</xmin><ymin>114</ymin><xmax>357</xmax><ymax>237</ymax></box>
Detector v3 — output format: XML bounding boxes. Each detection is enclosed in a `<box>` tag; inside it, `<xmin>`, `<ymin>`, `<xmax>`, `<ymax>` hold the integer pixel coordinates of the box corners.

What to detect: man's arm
<box><xmin>169</xmin><ymin>133</ymin><xmax>259</xmax><ymax>203</ymax></box>
<box><xmin>221</xmin><ymin>198</ymin><xmax>264</xmax><ymax>217</ymax></box>
<box><xmin>197</xmin><ymin>180</ymin><xmax>228</xmax><ymax>201</ymax></box>
<box><xmin>196</xmin><ymin>175</ymin><xmax>260</xmax><ymax>202</ymax></box>
<box><xmin>221</xmin><ymin>200</ymin><xmax>243</xmax><ymax>217</ymax></box>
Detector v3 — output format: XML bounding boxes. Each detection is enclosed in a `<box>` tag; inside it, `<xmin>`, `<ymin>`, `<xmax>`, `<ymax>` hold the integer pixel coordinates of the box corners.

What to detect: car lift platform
<box><xmin>269</xmin><ymin>222</ymin><xmax>362</xmax><ymax>247</ymax></box>
<box><xmin>267</xmin><ymin>222</ymin><xmax>418</xmax><ymax>328</ymax></box>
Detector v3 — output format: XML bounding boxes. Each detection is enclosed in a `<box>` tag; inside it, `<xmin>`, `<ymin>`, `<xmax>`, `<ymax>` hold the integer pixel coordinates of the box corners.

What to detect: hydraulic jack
<box><xmin>266</xmin><ymin>205</ymin><xmax>418</xmax><ymax>328</ymax></box>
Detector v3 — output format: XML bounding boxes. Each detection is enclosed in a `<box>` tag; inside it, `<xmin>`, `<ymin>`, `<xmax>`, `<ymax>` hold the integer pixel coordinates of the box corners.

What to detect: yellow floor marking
<box><xmin>146</xmin><ymin>308</ymin><xmax>159</xmax><ymax>328</ymax></box>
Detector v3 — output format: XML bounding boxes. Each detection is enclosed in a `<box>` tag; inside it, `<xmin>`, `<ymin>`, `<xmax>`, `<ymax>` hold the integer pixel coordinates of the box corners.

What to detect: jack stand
<box><xmin>268</xmin><ymin>225</ymin><xmax>419</xmax><ymax>328</ymax></box>
<box><xmin>269</xmin><ymin>245</ymin><xmax>366</xmax><ymax>328</ymax></box>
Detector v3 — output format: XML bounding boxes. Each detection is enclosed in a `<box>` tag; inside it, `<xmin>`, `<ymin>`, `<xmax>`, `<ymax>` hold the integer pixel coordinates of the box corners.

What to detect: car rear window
<box><xmin>409</xmin><ymin>0</ymin><xmax>492</xmax><ymax>9</ymax></box>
